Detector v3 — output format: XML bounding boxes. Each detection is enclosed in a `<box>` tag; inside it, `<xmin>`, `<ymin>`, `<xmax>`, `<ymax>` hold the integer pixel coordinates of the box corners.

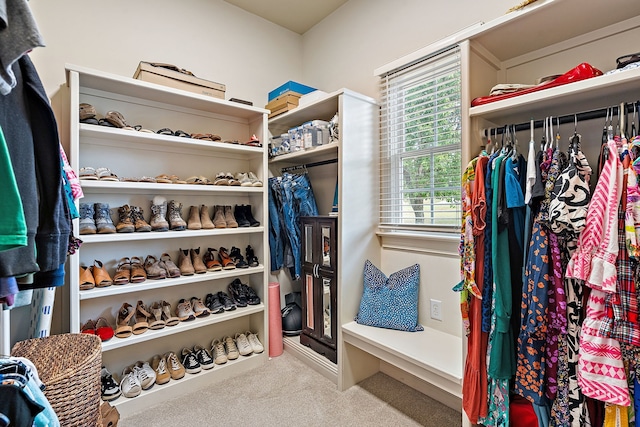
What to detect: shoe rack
<box><xmin>66</xmin><ymin>64</ymin><xmax>269</xmax><ymax>416</ymax></box>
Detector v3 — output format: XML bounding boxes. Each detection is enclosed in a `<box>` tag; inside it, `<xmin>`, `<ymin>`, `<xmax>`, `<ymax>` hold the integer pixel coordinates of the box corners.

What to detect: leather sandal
<box><xmin>79</xmin><ymin>266</ymin><xmax>95</xmax><ymax>290</ymax></box>
<box><xmin>113</xmin><ymin>257</ymin><xmax>131</xmax><ymax>285</ymax></box>
<box><xmin>218</xmin><ymin>247</ymin><xmax>236</xmax><ymax>270</ymax></box>
<box><xmin>161</xmin><ymin>300</ymin><xmax>180</xmax><ymax>327</ymax></box>
<box><xmin>130</xmin><ymin>257</ymin><xmax>147</xmax><ymax>283</ymax></box>
<box><xmin>203</xmin><ymin>248</ymin><xmax>222</xmax><ymax>271</ymax></box>
<box><xmin>115</xmin><ymin>303</ymin><xmax>135</xmax><ymax>338</ymax></box>
<box><xmin>95</xmin><ymin>317</ymin><xmax>114</xmax><ymax>341</ymax></box>
<box><xmin>160</xmin><ymin>253</ymin><xmax>181</xmax><ymax>278</ymax></box>
<box><xmin>132</xmin><ymin>300</ymin><xmax>151</xmax><ymax>334</ymax></box>
<box><xmin>92</xmin><ymin>260</ymin><xmax>113</xmax><ymax>287</ymax></box>
<box><xmin>148</xmin><ymin>301</ymin><xmax>166</xmax><ymax>330</ymax></box>
<box><xmin>144</xmin><ymin>255</ymin><xmax>167</xmax><ymax>280</ymax></box>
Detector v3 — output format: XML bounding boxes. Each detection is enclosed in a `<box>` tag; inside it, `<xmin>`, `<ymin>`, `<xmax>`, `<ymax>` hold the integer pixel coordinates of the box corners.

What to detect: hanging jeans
<box><xmin>269</xmin><ymin>173</ymin><xmax>319</xmax><ymax>280</ymax></box>
<box><xmin>280</xmin><ymin>173</ymin><xmax>318</xmax><ymax>279</ymax></box>
<box><xmin>268</xmin><ymin>179</ymin><xmax>285</xmax><ymax>272</ymax></box>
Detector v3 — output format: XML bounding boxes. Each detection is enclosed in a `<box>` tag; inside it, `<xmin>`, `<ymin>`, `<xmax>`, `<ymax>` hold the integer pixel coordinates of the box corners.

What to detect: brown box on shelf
<box><xmin>266</xmin><ymin>93</ymin><xmax>301</xmax><ymax>118</ymax></box>
<box><xmin>133</xmin><ymin>62</ymin><xmax>226</xmax><ymax>99</ymax></box>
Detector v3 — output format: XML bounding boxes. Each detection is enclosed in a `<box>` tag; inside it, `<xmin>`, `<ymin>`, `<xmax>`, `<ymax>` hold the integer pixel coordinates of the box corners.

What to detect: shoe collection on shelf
<box><xmin>79</xmin><ymin>103</ymin><xmax>262</xmax><ymax>148</ymax></box>
<box><xmin>80</xmin><ymin>279</ymin><xmax>261</xmax><ymax>341</ymax></box>
<box><xmin>79</xmin><ymin>166</ymin><xmax>263</xmax><ymax>187</ymax></box>
<box><xmin>78</xmin><ymin>246</ymin><xmax>260</xmax><ymax>290</ymax></box>
<box><xmin>79</xmin><ymin>200</ymin><xmax>260</xmax><ymax>235</ymax></box>
<box><xmin>69</xmin><ymin>64</ymin><xmax>269</xmax><ymax>411</ymax></box>
<box><xmin>100</xmin><ymin>330</ymin><xmax>264</xmax><ymax>400</ymax></box>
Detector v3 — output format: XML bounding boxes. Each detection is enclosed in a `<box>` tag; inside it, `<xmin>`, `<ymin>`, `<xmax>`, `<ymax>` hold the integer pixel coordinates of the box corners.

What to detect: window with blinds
<box><xmin>379</xmin><ymin>45</ymin><xmax>462</xmax><ymax>230</ymax></box>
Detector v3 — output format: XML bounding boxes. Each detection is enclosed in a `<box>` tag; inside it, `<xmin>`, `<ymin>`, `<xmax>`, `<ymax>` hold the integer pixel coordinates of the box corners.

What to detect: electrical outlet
<box><xmin>430</xmin><ymin>299</ymin><xmax>443</xmax><ymax>321</ymax></box>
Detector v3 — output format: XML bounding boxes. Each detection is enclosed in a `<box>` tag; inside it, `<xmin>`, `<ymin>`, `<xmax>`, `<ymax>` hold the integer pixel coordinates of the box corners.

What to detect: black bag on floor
<box><xmin>282</xmin><ymin>292</ymin><xmax>302</xmax><ymax>336</ymax></box>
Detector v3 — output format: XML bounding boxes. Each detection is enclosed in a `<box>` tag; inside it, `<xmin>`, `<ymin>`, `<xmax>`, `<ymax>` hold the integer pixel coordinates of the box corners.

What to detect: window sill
<box><xmin>377</xmin><ymin>229</ymin><xmax>459</xmax><ymax>257</ymax></box>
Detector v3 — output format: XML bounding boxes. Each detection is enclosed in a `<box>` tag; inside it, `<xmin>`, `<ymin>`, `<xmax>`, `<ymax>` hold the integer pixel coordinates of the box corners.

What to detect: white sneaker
<box><xmin>133</xmin><ymin>361</ymin><xmax>156</xmax><ymax>389</ymax></box>
<box><xmin>224</xmin><ymin>336</ymin><xmax>239</xmax><ymax>360</ymax></box>
<box><xmin>247</xmin><ymin>172</ymin><xmax>263</xmax><ymax>187</ymax></box>
<box><xmin>245</xmin><ymin>331</ymin><xmax>264</xmax><ymax>354</ymax></box>
<box><xmin>235</xmin><ymin>172</ymin><xmax>253</xmax><ymax>187</ymax></box>
<box><xmin>235</xmin><ymin>332</ymin><xmax>253</xmax><ymax>356</ymax></box>
<box><xmin>120</xmin><ymin>367</ymin><xmax>142</xmax><ymax>398</ymax></box>
<box><xmin>210</xmin><ymin>339</ymin><xmax>228</xmax><ymax>365</ymax></box>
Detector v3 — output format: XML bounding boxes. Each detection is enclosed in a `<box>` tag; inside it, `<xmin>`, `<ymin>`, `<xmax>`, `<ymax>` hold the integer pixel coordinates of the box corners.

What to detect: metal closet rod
<box><xmin>483</xmin><ymin>100</ymin><xmax>640</xmax><ymax>136</ymax></box>
<box><xmin>281</xmin><ymin>158</ymin><xmax>338</xmax><ymax>173</ymax></box>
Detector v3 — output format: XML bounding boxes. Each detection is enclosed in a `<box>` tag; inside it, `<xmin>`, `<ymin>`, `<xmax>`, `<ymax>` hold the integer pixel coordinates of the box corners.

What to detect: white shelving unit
<box><xmin>66</xmin><ymin>64</ymin><xmax>269</xmax><ymax>416</ymax></box>
<box><xmin>268</xmin><ymin>89</ymin><xmax>380</xmax><ymax>384</ymax></box>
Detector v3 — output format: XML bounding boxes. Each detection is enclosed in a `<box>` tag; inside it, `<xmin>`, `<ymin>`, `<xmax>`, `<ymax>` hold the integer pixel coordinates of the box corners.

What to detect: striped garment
<box><xmin>578</xmin><ymin>289</ymin><xmax>630</xmax><ymax>406</ymax></box>
<box><xmin>566</xmin><ymin>139</ymin><xmax>622</xmax><ymax>292</ymax></box>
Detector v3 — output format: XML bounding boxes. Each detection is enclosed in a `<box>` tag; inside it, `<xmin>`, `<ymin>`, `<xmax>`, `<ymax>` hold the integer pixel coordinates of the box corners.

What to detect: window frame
<box><xmin>379</xmin><ymin>45</ymin><xmax>462</xmax><ymax>232</ymax></box>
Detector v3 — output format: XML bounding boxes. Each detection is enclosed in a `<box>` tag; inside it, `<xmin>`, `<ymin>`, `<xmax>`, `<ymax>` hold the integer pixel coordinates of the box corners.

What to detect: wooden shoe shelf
<box><xmin>66</xmin><ymin>64</ymin><xmax>269</xmax><ymax>416</ymax></box>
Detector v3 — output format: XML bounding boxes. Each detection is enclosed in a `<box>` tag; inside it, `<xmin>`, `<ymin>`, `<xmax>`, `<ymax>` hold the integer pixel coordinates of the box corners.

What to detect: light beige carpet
<box><xmin>120</xmin><ymin>350</ymin><xmax>462</xmax><ymax>427</ymax></box>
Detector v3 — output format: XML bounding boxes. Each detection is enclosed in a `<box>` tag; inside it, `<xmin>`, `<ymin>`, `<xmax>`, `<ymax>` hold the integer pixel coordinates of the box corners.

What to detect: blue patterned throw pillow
<box><xmin>354</xmin><ymin>260</ymin><xmax>423</xmax><ymax>332</ymax></box>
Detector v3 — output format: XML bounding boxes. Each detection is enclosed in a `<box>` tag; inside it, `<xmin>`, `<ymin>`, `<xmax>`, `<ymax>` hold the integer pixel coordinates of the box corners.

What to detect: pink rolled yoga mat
<box><xmin>268</xmin><ymin>282</ymin><xmax>284</xmax><ymax>357</ymax></box>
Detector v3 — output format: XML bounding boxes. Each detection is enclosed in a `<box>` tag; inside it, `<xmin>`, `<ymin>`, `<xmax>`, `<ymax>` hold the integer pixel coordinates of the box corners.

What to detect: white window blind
<box><xmin>379</xmin><ymin>45</ymin><xmax>462</xmax><ymax>230</ymax></box>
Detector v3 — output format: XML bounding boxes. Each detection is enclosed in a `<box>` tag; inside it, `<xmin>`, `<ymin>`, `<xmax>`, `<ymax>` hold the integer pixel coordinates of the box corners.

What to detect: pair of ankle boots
<box><xmin>210</xmin><ymin>205</ymin><xmax>259</xmax><ymax>228</ymax></box>
<box><xmin>80</xmin><ymin>202</ymin><xmax>119</xmax><ymax>235</ymax></box>
<box><xmin>149</xmin><ymin>196</ymin><xmax>186</xmax><ymax>232</ymax></box>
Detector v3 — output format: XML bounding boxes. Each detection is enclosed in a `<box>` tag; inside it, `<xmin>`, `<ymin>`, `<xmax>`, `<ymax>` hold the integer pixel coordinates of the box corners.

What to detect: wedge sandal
<box><xmin>113</xmin><ymin>257</ymin><xmax>131</xmax><ymax>285</ymax></box>
<box><xmin>148</xmin><ymin>301</ymin><xmax>166</xmax><ymax>330</ymax></box>
<box><xmin>130</xmin><ymin>257</ymin><xmax>147</xmax><ymax>283</ymax></box>
<box><xmin>161</xmin><ymin>300</ymin><xmax>180</xmax><ymax>327</ymax></box>
<box><xmin>92</xmin><ymin>260</ymin><xmax>113</xmax><ymax>287</ymax></box>
<box><xmin>79</xmin><ymin>266</ymin><xmax>95</xmax><ymax>290</ymax></box>
<box><xmin>132</xmin><ymin>300</ymin><xmax>151</xmax><ymax>335</ymax></box>
<box><xmin>115</xmin><ymin>303</ymin><xmax>135</xmax><ymax>338</ymax></box>
<box><xmin>144</xmin><ymin>255</ymin><xmax>167</xmax><ymax>280</ymax></box>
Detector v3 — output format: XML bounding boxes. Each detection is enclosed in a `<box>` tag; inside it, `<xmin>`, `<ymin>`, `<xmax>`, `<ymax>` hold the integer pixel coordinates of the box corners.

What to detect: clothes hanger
<box><xmin>632</xmin><ymin>102</ymin><xmax>637</xmax><ymax>138</ymax></box>
<box><xmin>570</xmin><ymin>114</ymin><xmax>580</xmax><ymax>156</ymax></box>
<box><xmin>555</xmin><ymin>116</ymin><xmax>561</xmax><ymax>151</ymax></box>
<box><xmin>510</xmin><ymin>124</ymin><xmax>519</xmax><ymax>160</ymax></box>
<box><xmin>540</xmin><ymin>117</ymin><xmax>547</xmax><ymax>151</ymax></box>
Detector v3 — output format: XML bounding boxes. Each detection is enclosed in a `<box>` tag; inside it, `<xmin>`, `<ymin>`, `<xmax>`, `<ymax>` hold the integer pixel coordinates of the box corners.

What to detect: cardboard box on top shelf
<box><xmin>133</xmin><ymin>62</ymin><xmax>226</xmax><ymax>99</ymax></box>
<box><xmin>265</xmin><ymin>93</ymin><xmax>301</xmax><ymax>118</ymax></box>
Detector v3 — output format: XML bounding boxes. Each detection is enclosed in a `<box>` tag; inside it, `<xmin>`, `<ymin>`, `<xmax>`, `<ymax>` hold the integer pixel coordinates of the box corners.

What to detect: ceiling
<box><xmin>224</xmin><ymin>0</ymin><xmax>348</xmax><ymax>34</ymax></box>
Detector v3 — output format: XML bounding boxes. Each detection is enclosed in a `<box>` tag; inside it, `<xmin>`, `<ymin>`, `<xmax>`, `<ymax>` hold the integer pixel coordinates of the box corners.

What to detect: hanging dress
<box><xmin>462</xmin><ymin>155</ymin><xmax>489</xmax><ymax>423</ymax></box>
<box><xmin>567</xmin><ymin>139</ymin><xmax>630</xmax><ymax>406</ymax></box>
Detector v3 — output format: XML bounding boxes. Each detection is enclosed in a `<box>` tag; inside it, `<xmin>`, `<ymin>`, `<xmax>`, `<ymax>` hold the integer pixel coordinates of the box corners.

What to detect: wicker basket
<box><xmin>11</xmin><ymin>333</ymin><xmax>102</xmax><ymax>427</ymax></box>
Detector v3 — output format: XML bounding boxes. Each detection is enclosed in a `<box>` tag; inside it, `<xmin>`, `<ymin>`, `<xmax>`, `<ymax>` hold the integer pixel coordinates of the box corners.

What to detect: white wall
<box><xmin>301</xmin><ymin>0</ymin><xmax>514</xmax><ymax>99</ymax></box>
<box><xmin>28</xmin><ymin>0</ymin><xmax>303</xmax><ymax>106</ymax></box>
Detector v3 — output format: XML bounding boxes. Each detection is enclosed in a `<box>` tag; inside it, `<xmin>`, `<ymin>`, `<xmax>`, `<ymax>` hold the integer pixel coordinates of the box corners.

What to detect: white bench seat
<box><xmin>341</xmin><ymin>321</ymin><xmax>463</xmax><ymax>399</ymax></box>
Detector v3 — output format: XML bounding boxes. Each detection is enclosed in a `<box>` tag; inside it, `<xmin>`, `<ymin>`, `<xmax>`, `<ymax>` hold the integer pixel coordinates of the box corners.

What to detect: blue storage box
<box><xmin>269</xmin><ymin>81</ymin><xmax>317</xmax><ymax>101</ymax></box>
